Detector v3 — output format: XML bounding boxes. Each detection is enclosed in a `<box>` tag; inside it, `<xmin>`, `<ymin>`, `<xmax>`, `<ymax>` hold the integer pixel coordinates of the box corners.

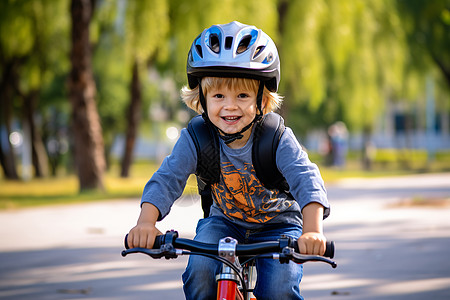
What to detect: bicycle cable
<box><xmin>182</xmin><ymin>250</ymin><xmax>248</xmax><ymax>296</ymax></box>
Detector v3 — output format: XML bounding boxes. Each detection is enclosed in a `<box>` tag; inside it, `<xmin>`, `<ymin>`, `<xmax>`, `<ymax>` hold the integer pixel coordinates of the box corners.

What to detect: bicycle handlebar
<box><xmin>151</xmin><ymin>232</ymin><xmax>335</xmax><ymax>259</ymax></box>
<box><xmin>122</xmin><ymin>230</ymin><xmax>337</xmax><ymax>268</ymax></box>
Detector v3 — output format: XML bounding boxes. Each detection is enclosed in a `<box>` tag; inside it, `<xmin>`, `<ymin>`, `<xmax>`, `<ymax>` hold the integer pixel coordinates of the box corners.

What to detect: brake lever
<box><xmin>121</xmin><ymin>243</ymin><xmax>179</xmax><ymax>260</ymax></box>
<box><xmin>281</xmin><ymin>247</ymin><xmax>337</xmax><ymax>268</ymax></box>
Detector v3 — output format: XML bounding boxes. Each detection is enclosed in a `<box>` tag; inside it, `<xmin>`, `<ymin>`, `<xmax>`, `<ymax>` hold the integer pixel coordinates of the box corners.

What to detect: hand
<box><xmin>127</xmin><ymin>223</ymin><xmax>162</xmax><ymax>249</ymax></box>
<box><xmin>297</xmin><ymin>232</ymin><xmax>327</xmax><ymax>255</ymax></box>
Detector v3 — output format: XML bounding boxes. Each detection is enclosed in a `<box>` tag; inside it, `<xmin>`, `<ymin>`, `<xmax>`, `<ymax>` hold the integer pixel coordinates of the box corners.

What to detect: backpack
<box><xmin>187</xmin><ymin>112</ymin><xmax>291</xmax><ymax>218</ymax></box>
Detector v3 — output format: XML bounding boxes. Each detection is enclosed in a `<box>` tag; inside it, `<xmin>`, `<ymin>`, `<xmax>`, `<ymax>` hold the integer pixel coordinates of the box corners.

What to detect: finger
<box><xmin>131</xmin><ymin>233</ymin><xmax>139</xmax><ymax>249</ymax></box>
<box><xmin>128</xmin><ymin>231</ymin><xmax>136</xmax><ymax>248</ymax></box>
<box><xmin>126</xmin><ymin>233</ymin><xmax>132</xmax><ymax>248</ymax></box>
<box><xmin>315</xmin><ymin>238</ymin><xmax>326</xmax><ymax>255</ymax></box>
<box><xmin>146</xmin><ymin>234</ymin><xmax>154</xmax><ymax>249</ymax></box>
<box><xmin>313</xmin><ymin>241</ymin><xmax>321</xmax><ymax>255</ymax></box>
<box><xmin>298</xmin><ymin>239</ymin><xmax>307</xmax><ymax>254</ymax></box>
<box><xmin>319</xmin><ymin>240</ymin><xmax>326</xmax><ymax>256</ymax></box>
<box><xmin>139</xmin><ymin>232</ymin><xmax>148</xmax><ymax>248</ymax></box>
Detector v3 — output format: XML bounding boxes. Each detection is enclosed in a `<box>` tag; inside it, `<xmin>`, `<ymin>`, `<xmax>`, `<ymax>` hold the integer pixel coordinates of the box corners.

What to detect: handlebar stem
<box><xmin>218</xmin><ymin>237</ymin><xmax>238</xmax><ymax>264</ymax></box>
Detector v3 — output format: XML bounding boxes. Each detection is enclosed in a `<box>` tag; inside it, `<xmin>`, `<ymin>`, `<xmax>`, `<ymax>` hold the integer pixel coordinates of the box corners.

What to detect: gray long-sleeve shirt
<box><xmin>141</xmin><ymin>125</ymin><xmax>329</xmax><ymax>229</ymax></box>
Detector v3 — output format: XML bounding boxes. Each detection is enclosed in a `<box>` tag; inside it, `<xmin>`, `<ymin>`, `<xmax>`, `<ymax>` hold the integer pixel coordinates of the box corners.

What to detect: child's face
<box><xmin>206</xmin><ymin>83</ymin><xmax>258</xmax><ymax>143</ymax></box>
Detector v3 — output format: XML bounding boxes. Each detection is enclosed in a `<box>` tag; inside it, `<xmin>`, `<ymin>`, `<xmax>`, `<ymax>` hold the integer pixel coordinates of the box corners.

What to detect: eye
<box><xmin>238</xmin><ymin>93</ymin><xmax>250</xmax><ymax>99</ymax></box>
<box><xmin>213</xmin><ymin>93</ymin><xmax>224</xmax><ymax>99</ymax></box>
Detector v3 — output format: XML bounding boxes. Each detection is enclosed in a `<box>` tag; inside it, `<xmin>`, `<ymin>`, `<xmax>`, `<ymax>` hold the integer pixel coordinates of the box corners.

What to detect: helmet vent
<box><xmin>195</xmin><ymin>45</ymin><xmax>203</xmax><ymax>58</ymax></box>
<box><xmin>225</xmin><ymin>36</ymin><xmax>233</xmax><ymax>50</ymax></box>
<box><xmin>253</xmin><ymin>45</ymin><xmax>266</xmax><ymax>59</ymax></box>
<box><xmin>194</xmin><ymin>35</ymin><xmax>203</xmax><ymax>58</ymax></box>
<box><xmin>209</xmin><ymin>34</ymin><xmax>220</xmax><ymax>53</ymax></box>
<box><xmin>237</xmin><ymin>35</ymin><xmax>252</xmax><ymax>54</ymax></box>
<box><xmin>253</xmin><ymin>46</ymin><xmax>266</xmax><ymax>59</ymax></box>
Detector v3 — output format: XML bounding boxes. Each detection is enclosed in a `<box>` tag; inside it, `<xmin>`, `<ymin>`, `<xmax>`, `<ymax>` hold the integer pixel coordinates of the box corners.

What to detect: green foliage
<box><xmin>0</xmin><ymin>0</ymin><xmax>70</xmax><ymax>93</ymax></box>
<box><xmin>396</xmin><ymin>0</ymin><xmax>450</xmax><ymax>110</ymax></box>
<box><xmin>279</xmin><ymin>0</ymin><xmax>419</xmax><ymax>132</ymax></box>
<box><xmin>91</xmin><ymin>0</ymin><xmax>171</xmax><ymax>154</ymax></box>
<box><xmin>0</xmin><ymin>1</ymin><xmax>34</xmax><ymax>59</ymax></box>
<box><xmin>125</xmin><ymin>0</ymin><xmax>169</xmax><ymax>65</ymax></box>
<box><xmin>94</xmin><ymin>38</ymin><xmax>129</xmax><ymax>134</ymax></box>
<box><xmin>374</xmin><ymin>148</ymin><xmax>428</xmax><ymax>164</ymax></box>
<box><xmin>2</xmin><ymin>0</ymin><xmax>449</xmax><ymax>183</ymax></box>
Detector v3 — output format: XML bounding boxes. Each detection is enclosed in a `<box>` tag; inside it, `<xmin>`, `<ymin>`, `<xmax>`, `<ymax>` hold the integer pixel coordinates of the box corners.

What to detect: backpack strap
<box><xmin>187</xmin><ymin>115</ymin><xmax>220</xmax><ymax>217</ymax></box>
<box><xmin>252</xmin><ymin>112</ymin><xmax>290</xmax><ymax>192</ymax></box>
<box><xmin>187</xmin><ymin>113</ymin><xmax>291</xmax><ymax>218</ymax></box>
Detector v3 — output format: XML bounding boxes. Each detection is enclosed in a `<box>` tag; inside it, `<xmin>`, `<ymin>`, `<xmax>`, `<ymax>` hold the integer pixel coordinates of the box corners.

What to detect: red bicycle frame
<box><xmin>217</xmin><ymin>280</ymin><xmax>237</xmax><ymax>299</ymax></box>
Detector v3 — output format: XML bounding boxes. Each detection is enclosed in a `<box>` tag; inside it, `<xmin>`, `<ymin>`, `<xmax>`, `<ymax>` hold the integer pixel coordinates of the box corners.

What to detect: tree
<box><xmin>91</xmin><ymin>0</ymin><xmax>128</xmax><ymax>168</ymax></box>
<box><xmin>67</xmin><ymin>0</ymin><xmax>106</xmax><ymax>191</ymax></box>
<box><xmin>397</xmin><ymin>0</ymin><xmax>450</xmax><ymax>86</ymax></box>
<box><xmin>277</xmin><ymin>0</ymin><xmax>411</xmax><ymax>136</ymax></box>
<box><xmin>0</xmin><ymin>0</ymin><xmax>37</xmax><ymax>179</ymax></box>
<box><xmin>0</xmin><ymin>59</ymin><xmax>19</xmax><ymax>179</ymax></box>
<box><xmin>0</xmin><ymin>0</ymin><xmax>70</xmax><ymax>179</ymax></box>
<box><xmin>395</xmin><ymin>0</ymin><xmax>450</xmax><ymax>117</ymax></box>
<box><xmin>0</xmin><ymin>50</ymin><xmax>19</xmax><ymax>179</ymax></box>
<box><xmin>120</xmin><ymin>0</ymin><xmax>169</xmax><ymax>177</ymax></box>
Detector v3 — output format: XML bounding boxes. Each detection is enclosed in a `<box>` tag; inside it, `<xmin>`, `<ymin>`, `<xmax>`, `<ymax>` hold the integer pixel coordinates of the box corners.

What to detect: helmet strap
<box><xmin>198</xmin><ymin>78</ymin><xmax>208</xmax><ymax>115</ymax></box>
<box><xmin>256</xmin><ymin>80</ymin><xmax>264</xmax><ymax>116</ymax></box>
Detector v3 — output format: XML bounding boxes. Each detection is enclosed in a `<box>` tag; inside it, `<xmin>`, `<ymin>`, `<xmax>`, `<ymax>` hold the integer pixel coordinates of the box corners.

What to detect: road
<box><xmin>0</xmin><ymin>173</ymin><xmax>449</xmax><ymax>299</ymax></box>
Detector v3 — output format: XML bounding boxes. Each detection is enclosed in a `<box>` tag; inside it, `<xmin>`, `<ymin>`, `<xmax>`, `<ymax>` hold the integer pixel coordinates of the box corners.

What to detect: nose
<box><xmin>223</xmin><ymin>97</ymin><xmax>238</xmax><ymax>109</ymax></box>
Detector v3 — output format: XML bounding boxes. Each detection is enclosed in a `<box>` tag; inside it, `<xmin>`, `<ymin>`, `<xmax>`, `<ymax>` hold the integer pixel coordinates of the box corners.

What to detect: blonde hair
<box><xmin>181</xmin><ymin>77</ymin><xmax>283</xmax><ymax>114</ymax></box>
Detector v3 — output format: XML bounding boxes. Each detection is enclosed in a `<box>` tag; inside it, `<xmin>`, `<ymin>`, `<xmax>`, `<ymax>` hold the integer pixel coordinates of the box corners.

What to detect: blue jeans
<box><xmin>182</xmin><ymin>216</ymin><xmax>304</xmax><ymax>300</ymax></box>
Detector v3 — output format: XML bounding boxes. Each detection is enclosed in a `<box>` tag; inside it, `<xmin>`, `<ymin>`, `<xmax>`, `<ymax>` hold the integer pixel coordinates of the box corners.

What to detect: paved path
<box><xmin>0</xmin><ymin>173</ymin><xmax>449</xmax><ymax>299</ymax></box>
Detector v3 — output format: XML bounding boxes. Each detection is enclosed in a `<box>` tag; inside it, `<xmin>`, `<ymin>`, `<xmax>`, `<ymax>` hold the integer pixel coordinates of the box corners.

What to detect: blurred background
<box><xmin>1</xmin><ymin>0</ymin><xmax>449</xmax><ymax>206</ymax></box>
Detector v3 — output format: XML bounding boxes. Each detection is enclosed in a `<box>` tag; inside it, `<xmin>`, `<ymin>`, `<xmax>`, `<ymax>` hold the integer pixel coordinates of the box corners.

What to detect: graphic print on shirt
<box><xmin>212</xmin><ymin>161</ymin><xmax>295</xmax><ymax>223</ymax></box>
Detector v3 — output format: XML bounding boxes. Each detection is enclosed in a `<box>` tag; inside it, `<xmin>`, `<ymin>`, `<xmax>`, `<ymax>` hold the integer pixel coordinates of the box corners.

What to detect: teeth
<box><xmin>224</xmin><ymin>116</ymin><xmax>239</xmax><ymax>121</ymax></box>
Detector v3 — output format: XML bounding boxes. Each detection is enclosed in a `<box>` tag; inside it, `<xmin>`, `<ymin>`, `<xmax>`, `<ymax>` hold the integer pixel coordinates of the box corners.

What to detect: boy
<box><xmin>127</xmin><ymin>21</ymin><xmax>330</xmax><ymax>299</ymax></box>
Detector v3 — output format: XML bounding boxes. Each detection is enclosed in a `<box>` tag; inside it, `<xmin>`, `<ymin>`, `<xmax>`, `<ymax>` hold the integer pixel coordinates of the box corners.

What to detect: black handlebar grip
<box><xmin>124</xmin><ymin>234</ymin><xmax>165</xmax><ymax>249</ymax></box>
<box><xmin>292</xmin><ymin>239</ymin><xmax>335</xmax><ymax>258</ymax></box>
<box><xmin>124</xmin><ymin>234</ymin><xmax>130</xmax><ymax>249</ymax></box>
<box><xmin>153</xmin><ymin>235</ymin><xmax>165</xmax><ymax>249</ymax></box>
<box><xmin>324</xmin><ymin>241</ymin><xmax>335</xmax><ymax>259</ymax></box>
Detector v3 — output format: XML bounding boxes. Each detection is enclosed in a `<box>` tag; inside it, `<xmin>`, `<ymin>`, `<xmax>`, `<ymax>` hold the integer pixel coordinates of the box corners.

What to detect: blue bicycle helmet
<box><xmin>187</xmin><ymin>21</ymin><xmax>280</xmax><ymax>92</ymax></box>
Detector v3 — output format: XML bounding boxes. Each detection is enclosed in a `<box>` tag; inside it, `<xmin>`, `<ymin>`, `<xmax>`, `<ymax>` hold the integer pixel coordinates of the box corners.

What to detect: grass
<box><xmin>1</xmin><ymin>153</ymin><xmax>449</xmax><ymax>210</ymax></box>
<box><xmin>0</xmin><ymin>161</ymin><xmax>200</xmax><ymax>210</ymax></box>
<box><xmin>387</xmin><ymin>196</ymin><xmax>450</xmax><ymax>208</ymax></box>
<box><xmin>0</xmin><ymin>176</ymin><xmax>132</xmax><ymax>209</ymax></box>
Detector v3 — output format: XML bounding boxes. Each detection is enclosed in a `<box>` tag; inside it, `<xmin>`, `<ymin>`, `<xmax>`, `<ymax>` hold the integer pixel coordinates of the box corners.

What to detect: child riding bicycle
<box><xmin>127</xmin><ymin>21</ymin><xmax>330</xmax><ymax>300</ymax></box>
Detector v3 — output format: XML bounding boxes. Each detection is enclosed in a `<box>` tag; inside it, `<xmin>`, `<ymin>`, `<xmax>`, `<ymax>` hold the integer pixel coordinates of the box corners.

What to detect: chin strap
<box><xmin>199</xmin><ymin>80</ymin><xmax>265</xmax><ymax>145</ymax></box>
<box><xmin>216</xmin><ymin>117</ymin><xmax>258</xmax><ymax>144</ymax></box>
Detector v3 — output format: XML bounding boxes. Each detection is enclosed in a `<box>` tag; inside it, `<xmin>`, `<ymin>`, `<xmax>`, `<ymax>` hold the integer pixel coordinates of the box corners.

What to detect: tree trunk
<box><xmin>67</xmin><ymin>0</ymin><xmax>105</xmax><ymax>191</ymax></box>
<box><xmin>0</xmin><ymin>104</ymin><xmax>19</xmax><ymax>180</ymax></box>
<box><xmin>22</xmin><ymin>91</ymin><xmax>49</xmax><ymax>177</ymax></box>
<box><xmin>277</xmin><ymin>0</ymin><xmax>289</xmax><ymax>118</ymax></box>
<box><xmin>430</xmin><ymin>52</ymin><xmax>450</xmax><ymax>87</ymax></box>
<box><xmin>120</xmin><ymin>60</ymin><xmax>142</xmax><ymax>178</ymax></box>
<box><xmin>0</xmin><ymin>60</ymin><xmax>19</xmax><ymax>179</ymax></box>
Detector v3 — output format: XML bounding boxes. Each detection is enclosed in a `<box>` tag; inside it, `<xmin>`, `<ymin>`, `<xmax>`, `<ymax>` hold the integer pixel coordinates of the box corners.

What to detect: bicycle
<box><xmin>122</xmin><ymin>230</ymin><xmax>337</xmax><ymax>300</ymax></box>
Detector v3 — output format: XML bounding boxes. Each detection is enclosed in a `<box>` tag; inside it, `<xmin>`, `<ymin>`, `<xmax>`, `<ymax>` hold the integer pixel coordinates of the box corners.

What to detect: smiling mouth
<box><xmin>222</xmin><ymin>116</ymin><xmax>241</xmax><ymax>122</ymax></box>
